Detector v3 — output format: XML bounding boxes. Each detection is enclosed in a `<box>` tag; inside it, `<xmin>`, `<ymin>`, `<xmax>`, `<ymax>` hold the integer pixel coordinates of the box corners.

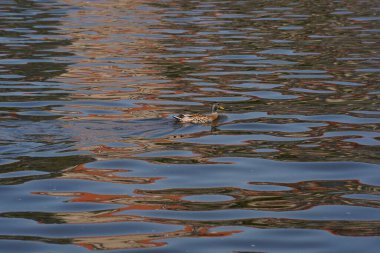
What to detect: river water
<box><xmin>0</xmin><ymin>0</ymin><xmax>380</xmax><ymax>252</ymax></box>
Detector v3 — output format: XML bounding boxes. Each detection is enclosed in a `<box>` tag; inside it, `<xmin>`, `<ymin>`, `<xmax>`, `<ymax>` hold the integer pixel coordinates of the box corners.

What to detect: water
<box><xmin>0</xmin><ymin>0</ymin><xmax>379</xmax><ymax>252</ymax></box>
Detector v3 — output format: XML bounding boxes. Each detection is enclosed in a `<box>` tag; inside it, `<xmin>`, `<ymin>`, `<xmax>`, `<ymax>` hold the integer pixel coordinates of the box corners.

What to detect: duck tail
<box><xmin>173</xmin><ymin>114</ymin><xmax>185</xmax><ymax>121</ymax></box>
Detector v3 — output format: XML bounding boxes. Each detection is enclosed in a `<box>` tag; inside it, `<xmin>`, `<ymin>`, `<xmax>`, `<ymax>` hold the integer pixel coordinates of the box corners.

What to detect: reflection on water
<box><xmin>0</xmin><ymin>0</ymin><xmax>380</xmax><ymax>252</ymax></box>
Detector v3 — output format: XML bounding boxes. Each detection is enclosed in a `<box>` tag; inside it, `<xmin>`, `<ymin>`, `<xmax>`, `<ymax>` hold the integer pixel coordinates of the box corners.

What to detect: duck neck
<box><xmin>210</xmin><ymin>111</ymin><xmax>219</xmax><ymax>120</ymax></box>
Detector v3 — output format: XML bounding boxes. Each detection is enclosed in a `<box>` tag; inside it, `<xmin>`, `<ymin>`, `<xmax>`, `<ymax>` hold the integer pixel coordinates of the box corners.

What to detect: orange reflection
<box><xmin>74</xmin><ymin>225</ymin><xmax>239</xmax><ymax>250</ymax></box>
<box><xmin>3</xmin><ymin>207</ymin><xmax>378</xmax><ymax>251</ymax></box>
<box><xmin>133</xmin><ymin>179</ymin><xmax>380</xmax><ymax>211</ymax></box>
<box><xmin>59</xmin><ymin>163</ymin><xmax>162</xmax><ymax>184</ymax></box>
<box><xmin>35</xmin><ymin>179</ymin><xmax>380</xmax><ymax>213</ymax></box>
<box><xmin>51</xmin><ymin>0</ymin><xmax>171</xmax><ymax>123</ymax></box>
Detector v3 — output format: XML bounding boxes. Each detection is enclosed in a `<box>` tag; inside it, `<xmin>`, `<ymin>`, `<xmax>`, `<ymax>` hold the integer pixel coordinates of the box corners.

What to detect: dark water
<box><xmin>1</xmin><ymin>0</ymin><xmax>380</xmax><ymax>252</ymax></box>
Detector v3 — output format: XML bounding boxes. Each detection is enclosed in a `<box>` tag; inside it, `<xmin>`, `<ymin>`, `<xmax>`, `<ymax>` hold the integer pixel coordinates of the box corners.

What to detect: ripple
<box><xmin>290</xmin><ymin>88</ymin><xmax>335</xmax><ymax>94</ymax></box>
<box><xmin>242</xmin><ymin>91</ymin><xmax>298</xmax><ymax>99</ymax></box>
<box><xmin>279</xmin><ymin>74</ymin><xmax>333</xmax><ymax>79</ymax></box>
<box><xmin>180</xmin><ymin>134</ymin><xmax>307</xmax><ymax>145</ymax></box>
<box><xmin>350</xmin><ymin>17</ymin><xmax>380</xmax><ymax>21</ymax></box>
<box><xmin>325</xmin><ymin>80</ymin><xmax>364</xmax><ymax>86</ymax></box>
<box><xmin>195</xmin><ymin>96</ymin><xmax>250</xmax><ymax>102</ymax></box>
<box><xmin>231</xmin><ymin>83</ymin><xmax>284</xmax><ymax>89</ymax></box>
<box><xmin>258</xmin><ymin>49</ymin><xmax>320</xmax><ymax>56</ymax></box>
<box><xmin>220</xmin><ymin>122</ymin><xmax>326</xmax><ymax>133</ymax></box>
<box><xmin>183</xmin><ymin>195</ymin><xmax>234</xmax><ymax>202</ymax></box>
<box><xmin>209</xmin><ymin>54</ymin><xmax>264</xmax><ymax>60</ymax></box>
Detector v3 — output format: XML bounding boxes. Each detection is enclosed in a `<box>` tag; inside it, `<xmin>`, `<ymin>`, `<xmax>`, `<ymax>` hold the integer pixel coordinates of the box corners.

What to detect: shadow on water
<box><xmin>0</xmin><ymin>0</ymin><xmax>380</xmax><ymax>252</ymax></box>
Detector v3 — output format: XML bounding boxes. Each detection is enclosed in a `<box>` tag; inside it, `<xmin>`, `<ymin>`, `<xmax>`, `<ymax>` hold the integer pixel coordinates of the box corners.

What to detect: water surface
<box><xmin>0</xmin><ymin>0</ymin><xmax>380</xmax><ymax>252</ymax></box>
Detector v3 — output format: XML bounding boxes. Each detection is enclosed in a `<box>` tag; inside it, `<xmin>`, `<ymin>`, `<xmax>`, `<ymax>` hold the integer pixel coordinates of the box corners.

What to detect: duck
<box><xmin>173</xmin><ymin>103</ymin><xmax>224</xmax><ymax>124</ymax></box>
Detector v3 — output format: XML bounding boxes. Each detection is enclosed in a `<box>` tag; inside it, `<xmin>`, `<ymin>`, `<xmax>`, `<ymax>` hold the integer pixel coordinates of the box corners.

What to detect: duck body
<box><xmin>173</xmin><ymin>112</ymin><xmax>219</xmax><ymax>124</ymax></box>
<box><xmin>173</xmin><ymin>103</ymin><xmax>224</xmax><ymax>124</ymax></box>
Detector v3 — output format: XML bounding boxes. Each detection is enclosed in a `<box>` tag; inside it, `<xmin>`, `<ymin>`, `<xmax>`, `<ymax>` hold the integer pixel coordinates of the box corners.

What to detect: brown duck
<box><xmin>173</xmin><ymin>103</ymin><xmax>224</xmax><ymax>124</ymax></box>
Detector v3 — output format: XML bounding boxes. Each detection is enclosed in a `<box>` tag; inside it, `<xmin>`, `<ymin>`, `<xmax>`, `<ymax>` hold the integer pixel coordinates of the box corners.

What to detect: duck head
<box><xmin>211</xmin><ymin>103</ymin><xmax>224</xmax><ymax>113</ymax></box>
